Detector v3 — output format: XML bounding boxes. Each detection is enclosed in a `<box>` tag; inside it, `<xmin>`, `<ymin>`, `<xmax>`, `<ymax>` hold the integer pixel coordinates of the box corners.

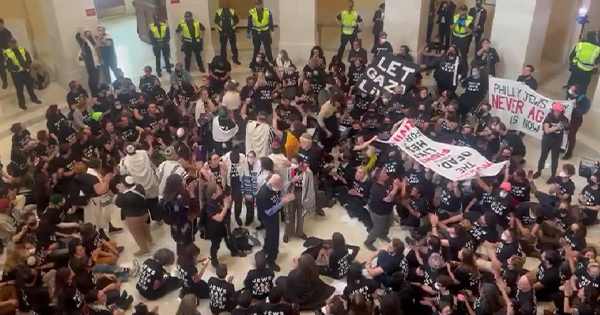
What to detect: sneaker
<box><xmin>157</xmin><ymin>72</ymin><xmax>162</xmax><ymax>78</ymax></box>
<box><xmin>363</xmin><ymin>241</ymin><xmax>377</xmax><ymax>252</ymax></box>
<box><xmin>379</xmin><ymin>236</ymin><xmax>391</xmax><ymax>243</ymax></box>
<box><xmin>117</xmin><ymin>295</ymin><xmax>134</xmax><ymax>310</ymax></box>
<box><xmin>269</xmin><ymin>263</ymin><xmax>281</xmax><ymax>272</ymax></box>
<box><xmin>562</xmin><ymin>152</ymin><xmax>572</xmax><ymax>160</ymax></box>
<box><xmin>109</xmin><ymin>225</ymin><xmax>124</xmax><ymax>234</ymax></box>
<box><xmin>283</xmin><ymin>235</ymin><xmax>289</xmax><ymax>243</ymax></box>
<box><xmin>18</xmin><ymin>104</ymin><xmax>27</xmax><ymax>110</ymax></box>
<box><xmin>316</xmin><ymin>209</ymin><xmax>325</xmax><ymax>216</ymax></box>
<box><xmin>297</xmin><ymin>233</ymin><xmax>308</xmax><ymax>240</ymax></box>
<box><xmin>233</xmin><ymin>59</ymin><xmax>241</xmax><ymax>65</ymax></box>
<box><xmin>532</xmin><ymin>170</ymin><xmax>542</xmax><ymax>179</ymax></box>
<box><xmin>2</xmin><ymin>82</ymin><xmax>6</xmax><ymax>89</ymax></box>
<box><xmin>235</xmin><ymin>216</ymin><xmax>243</xmax><ymax>227</ymax></box>
<box><xmin>199</xmin><ymin>66</ymin><xmax>206</xmax><ymax>73</ymax></box>
<box><xmin>31</xmin><ymin>99</ymin><xmax>42</xmax><ymax>104</ymax></box>
<box><xmin>546</xmin><ymin>177</ymin><xmax>556</xmax><ymax>185</ymax></box>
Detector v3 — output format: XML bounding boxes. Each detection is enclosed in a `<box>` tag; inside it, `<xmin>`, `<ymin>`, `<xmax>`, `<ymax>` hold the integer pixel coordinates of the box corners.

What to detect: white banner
<box><xmin>488</xmin><ymin>77</ymin><xmax>573</xmax><ymax>139</ymax></box>
<box><xmin>384</xmin><ymin>120</ymin><xmax>508</xmax><ymax>180</ymax></box>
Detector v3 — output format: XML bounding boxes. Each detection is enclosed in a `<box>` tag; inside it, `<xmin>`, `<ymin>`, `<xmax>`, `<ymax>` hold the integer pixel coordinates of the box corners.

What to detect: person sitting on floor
<box><xmin>135</xmin><ymin>248</ymin><xmax>181</xmax><ymax>300</ymax></box>
<box><xmin>311</xmin><ymin>232</ymin><xmax>360</xmax><ymax>279</ymax></box>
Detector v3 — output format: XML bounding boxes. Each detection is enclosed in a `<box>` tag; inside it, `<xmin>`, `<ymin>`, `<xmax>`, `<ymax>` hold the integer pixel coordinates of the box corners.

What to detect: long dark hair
<box><xmin>54</xmin><ymin>267</ymin><xmax>74</xmax><ymax>297</ymax></box>
<box><xmin>163</xmin><ymin>173</ymin><xmax>184</xmax><ymax>201</ymax></box>
<box><xmin>331</xmin><ymin>232</ymin><xmax>346</xmax><ymax>253</ymax></box>
<box><xmin>296</xmin><ymin>254</ymin><xmax>318</xmax><ymax>283</ymax></box>
<box><xmin>177</xmin><ymin>244</ymin><xmax>200</xmax><ymax>266</ymax></box>
<box><xmin>347</xmin><ymin>262</ymin><xmax>364</xmax><ymax>285</ymax></box>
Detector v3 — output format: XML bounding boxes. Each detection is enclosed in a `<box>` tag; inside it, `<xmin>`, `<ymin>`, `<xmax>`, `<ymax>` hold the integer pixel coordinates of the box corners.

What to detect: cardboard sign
<box><xmin>383</xmin><ymin>120</ymin><xmax>507</xmax><ymax>180</ymax></box>
<box><xmin>357</xmin><ymin>52</ymin><xmax>418</xmax><ymax>96</ymax></box>
<box><xmin>489</xmin><ymin>77</ymin><xmax>573</xmax><ymax>139</ymax></box>
<box><xmin>85</xmin><ymin>8</ymin><xmax>96</xmax><ymax>17</ymax></box>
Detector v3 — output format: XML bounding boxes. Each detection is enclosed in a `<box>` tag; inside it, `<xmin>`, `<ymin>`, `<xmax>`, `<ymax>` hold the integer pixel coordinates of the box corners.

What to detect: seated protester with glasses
<box><xmin>578</xmin><ymin>171</ymin><xmax>600</xmax><ymax>226</ymax></box>
<box><xmin>243</xmin><ymin>251</ymin><xmax>274</xmax><ymax>301</ymax></box>
<box><xmin>304</xmin><ymin>232</ymin><xmax>360</xmax><ymax>280</ymax></box>
<box><xmin>16</xmin><ymin>266</ymin><xmax>53</xmax><ymax>315</ymax></box>
<box><xmin>176</xmin><ymin>243</ymin><xmax>210</xmax><ymax>299</ymax></box>
<box><xmin>208</xmin><ymin>263</ymin><xmax>237</xmax><ymax>315</ymax></box>
<box><xmin>363</xmin><ymin>238</ymin><xmax>407</xmax><ymax>287</ymax></box>
<box><xmin>80</xmin><ymin>222</ymin><xmax>123</xmax><ymax>265</ymax></box>
<box><xmin>69</xmin><ymin>256</ymin><xmax>133</xmax><ymax>309</ymax></box>
<box><xmin>136</xmin><ymin>248</ymin><xmax>181</xmax><ymax>300</ymax></box>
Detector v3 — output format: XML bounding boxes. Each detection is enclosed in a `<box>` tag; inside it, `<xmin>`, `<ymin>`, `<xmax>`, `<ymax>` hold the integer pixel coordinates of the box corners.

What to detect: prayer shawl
<box><xmin>246</xmin><ymin>120</ymin><xmax>272</xmax><ymax>157</ymax></box>
<box><xmin>156</xmin><ymin>159</ymin><xmax>189</xmax><ymax>198</ymax></box>
<box><xmin>212</xmin><ymin>117</ymin><xmax>239</xmax><ymax>143</ymax></box>
<box><xmin>284</xmin><ymin>167</ymin><xmax>316</xmax><ymax>217</ymax></box>
<box><xmin>119</xmin><ymin>150</ymin><xmax>159</xmax><ymax>199</ymax></box>
<box><xmin>221</xmin><ymin>152</ymin><xmax>246</xmax><ymax>188</ymax></box>
<box><xmin>83</xmin><ymin>30</ymin><xmax>100</xmax><ymax>67</ymax></box>
<box><xmin>241</xmin><ymin>151</ymin><xmax>262</xmax><ymax>196</ymax></box>
<box><xmin>268</xmin><ymin>153</ymin><xmax>289</xmax><ymax>181</ymax></box>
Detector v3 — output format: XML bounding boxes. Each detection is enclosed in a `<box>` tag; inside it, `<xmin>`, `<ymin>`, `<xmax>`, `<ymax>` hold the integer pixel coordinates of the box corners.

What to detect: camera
<box><xmin>578</xmin><ymin>157</ymin><xmax>599</xmax><ymax>179</ymax></box>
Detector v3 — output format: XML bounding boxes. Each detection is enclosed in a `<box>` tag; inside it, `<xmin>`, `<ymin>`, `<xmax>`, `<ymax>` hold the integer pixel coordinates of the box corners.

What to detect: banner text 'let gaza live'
<box><xmin>357</xmin><ymin>52</ymin><xmax>418</xmax><ymax>96</ymax></box>
<box><xmin>488</xmin><ymin>77</ymin><xmax>573</xmax><ymax>139</ymax></box>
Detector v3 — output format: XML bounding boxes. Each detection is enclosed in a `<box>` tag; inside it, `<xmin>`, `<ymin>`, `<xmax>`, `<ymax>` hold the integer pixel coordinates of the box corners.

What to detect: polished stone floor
<box><xmin>0</xmin><ymin>15</ymin><xmax>597</xmax><ymax>315</ymax></box>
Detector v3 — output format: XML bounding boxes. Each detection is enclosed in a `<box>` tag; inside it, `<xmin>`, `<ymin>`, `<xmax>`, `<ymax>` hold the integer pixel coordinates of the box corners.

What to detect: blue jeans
<box><xmin>93</xmin><ymin>264</ymin><xmax>129</xmax><ymax>282</ymax></box>
<box><xmin>373</xmin><ymin>251</ymin><xmax>393</xmax><ymax>286</ymax></box>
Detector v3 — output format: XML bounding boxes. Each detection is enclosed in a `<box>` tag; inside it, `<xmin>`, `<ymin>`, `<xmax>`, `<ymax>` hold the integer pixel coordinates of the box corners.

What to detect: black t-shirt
<box><xmin>136</xmin><ymin>259</ymin><xmax>167</xmax><ymax>295</ymax></box>
<box><xmin>17</xmin><ymin>283</ymin><xmax>51</xmax><ymax>313</ymax></box>
<box><xmin>210</xmin><ymin>61</ymin><xmax>232</xmax><ymax>78</ymax></box>
<box><xmin>252</xmin><ymin>85</ymin><xmax>273</xmax><ymax>114</ymax></box>
<box><xmin>380</xmin><ymin>252</ymin><xmax>408</xmax><ymax>279</ymax></box>
<box><xmin>509</xmin><ymin>178</ymin><xmax>531</xmax><ymax>203</ymax></box>
<box><xmin>328</xmin><ymin>247</ymin><xmax>351</xmax><ymax>278</ymax></box>
<box><xmin>370</xmin><ymin>42</ymin><xmax>393</xmax><ymax>56</ymax></box>
<box><xmin>282</xmin><ymin>71</ymin><xmax>299</xmax><ymax>88</ymax></box>
<box><xmin>71</xmin><ymin>139</ymin><xmax>97</xmax><ymax>161</ymax></box>
<box><xmin>208</xmin><ymin>277</ymin><xmax>236</xmax><ymax>313</ymax></box>
<box><xmin>275</xmin><ymin>104</ymin><xmax>301</xmax><ymax>121</ymax></box>
<box><xmin>243</xmin><ymin>268</ymin><xmax>275</xmax><ymax>300</ymax></box>
<box><xmin>575</xmin><ymin>266</ymin><xmax>600</xmax><ymax>290</ymax></box>
<box><xmin>57</xmin><ymin>286</ymin><xmax>85</xmax><ymax>314</ymax></box>
<box><xmin>67</xmin><ymin>88</ymin><xmax>89</xmax><ymax>106</ymax></box>
<box><xmin>74</xmin><ymin>272</ymin><xmax>97</xmax><ymax>294</ymax></box>
<box><xmin>368</xmin><ymin>182</ymin><xmax>394</xmax><ymax>215</ymax></box>
<box><xmin>82</xmin><ymin>231</ymin><xmax>103</xmax><ymax>257</ymax></box>
<box><xmin>58</xmin><ymin>126</ymin><xmax>77</xmax><ymax>144</ymax></box>
<box><xmin>351</xmin><ymin>178</ymin><xmax>372</xmax><ymax>200</ymax></box>
<box><xmin>176</xmin><ymin>263</ymin><xmax>199</xmax><ymax>288</ymax></box>
<box><xmin>298</xmin><ymin>144</ymin><xmax>321</xmax><ymax>174</ymax></box>
<box><xmin>410</xmin><ymin>195</ymin><xmax>430</xmax><ymax>215</ymax></box>
<box><xmin>542</xmin><ymin>113</ymin><xmax>568</xmax><ymax>140</ymax></box>
<box><xmin>12</xmin><ymin>130</ymin><xmax>31</xmax><ymax>150</ymax></box>
<box><xmin>494</xmin><ymin>241</ymin><xmax>522</xmax><ymax>263</ymax></box>
<box><xmin>343</xmin><ymin>278</ymin><xmax>379</xmax><ymax>303</ymax></box>
<box><xmin>563</xmin><ymin>230</ymin><xmax>587</xmax><ymax>252</ymax></box>
<box><xmin>231</xmin><ymin>305</ymin><xmax>261</xmax><ymax>315</ymax></box>
<box><xmin>249</xmin><ymin>61</ymin><xmax>272</xmax><ymax>74</ymax></box>
<box><xmin>439</xmin><ymin>187</ymin><xmax>461</xmax><ymax>211</ymax></box>
<box><xmin>581</xmin><ymin>184</ymin><xmax>600</xmax><ymax>221</ymax></box>
<box><xmin>537</xmin><ymin>262</ymin><xmax>561</xmax><ymax>293</ymax></box>
<box><xmin>118</xmin><ymin>122</ymin><xmax>139</xmax><ymax>142</ymax></box>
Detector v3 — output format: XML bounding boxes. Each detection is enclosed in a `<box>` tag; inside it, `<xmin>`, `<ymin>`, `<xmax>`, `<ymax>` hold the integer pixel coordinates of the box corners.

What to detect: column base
<box><xmin>279</xmin><ymin>42</ymin><xmax>316</xmax><ymax>65</ymax></box>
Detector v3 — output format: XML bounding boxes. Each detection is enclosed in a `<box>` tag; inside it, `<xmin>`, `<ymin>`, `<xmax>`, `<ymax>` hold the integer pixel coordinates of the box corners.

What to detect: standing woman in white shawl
<box><xmin>119</xmin><ymin>145</ymin><xmax>161</xmax><ymax>222</ymax></box>
<box><xmin>221</xmin><ymin>146</ymin><xmax>245</xmax><ymax>227</ymax></box>
<box><xmin>212</xmin><ymin>106</ymin><xmax>239</xmax><ymax>156</ymax></box>
<box><xmin>75</xmin><ymin>28</ymin><xmax>101</xmax><ymax>91</ymax></box>
<box><xmin>241</xmin><ymin>150</ymin><xmax>261</xmax><ymax>226</ymax></box>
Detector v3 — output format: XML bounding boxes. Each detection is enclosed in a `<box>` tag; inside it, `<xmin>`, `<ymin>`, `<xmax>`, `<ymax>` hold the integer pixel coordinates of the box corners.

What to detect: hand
<box><xmin>292</xmin><ymin>175</ymin><xmax>302</xmax><ymax>183</ymax></box>
<box><xmin>429</xmin><ymin>214</ymin><xmax>439</xmax><ymax>225</ymax></box>
<box><xmin>227</xmin><ymin>275</ymin><xmax>234</xmax><ymax>283</ymax></box>
<box><xmin>201</xmin><ymin>258</ymin><xmax>210</xmax><ymax>266</ymax></box>
<box><xmin>393</xmin><ymin>178</ymin><xmax>402</xmax><ymax>188</ymax></box>
<box><xmin>223</xmin><ymin>196</ymin><xmax>232</xmax><ymax>207</ymax></box>
<box><xmin>104</xmin><ymin>274</ymin><xmax>116</xmax><ymax>280</ymax></box>
<box><xmin>325</xmin><ymin>129</ymin><xmax>332</xmax><ymax>138</ymax></box>
<box><xmin>348</xmin><ymin>189</ymin><xmax>358</xmax><ymax>196</ymax></box>
<box><xmin>48</xmin><ymin>243</ymin><xmax>59</xmax><ymax>252</ymax></box>
<box><xmin>21</xmin><ymin>225</ymin><xmax>28</xmax><ymax>233</ymax></box>
<box><xmin>282</xmin><ymin>193</ymin><xmax>295</xmax><ymax>203</ymax></box>
<box><xmin>521</xmin><ymin>228</ymin><xmax>530</xmax><ymax>236</ymax></box>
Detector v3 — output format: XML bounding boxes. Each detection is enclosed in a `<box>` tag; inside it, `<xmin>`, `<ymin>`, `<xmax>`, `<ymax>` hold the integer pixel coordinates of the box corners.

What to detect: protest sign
<box><xmin>384</xmin><ymin>120</ymin><xmax>507</xmax><ymax>180</ymax></box>
<box><xmin>489</xmin><ymin>77</ymin><xmax>573</xmax><ymax>139</ymax></box>
<box><xmin>357</xmin><ymin>52</ymin><xmax>419</xmax><ymax>96</ymax></box>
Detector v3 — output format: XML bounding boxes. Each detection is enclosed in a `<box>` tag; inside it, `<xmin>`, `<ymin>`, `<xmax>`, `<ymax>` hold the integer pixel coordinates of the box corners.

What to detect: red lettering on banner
<box><xmin>491</xmin><ymin>95</ymin><xmax>524</xmax><ymax>114</ymax></box>
<box><xmin>457</xmin><ymin>161</ymin><xmax>494</xmax><ymax>179</ymax></box>
<box><xmin>526</xmin><ymin>107</ymin><xmax>545</xmax><ymax>123</ymax></box>
<box><xmin>390</xmin><ymin>120</ymin><xmax>414</xmax><ymax>142</ymax></box>
<box><xmin>420</xmin><ymin>149</ymin><xmax>451</xmax><ymax>163</ymax></box>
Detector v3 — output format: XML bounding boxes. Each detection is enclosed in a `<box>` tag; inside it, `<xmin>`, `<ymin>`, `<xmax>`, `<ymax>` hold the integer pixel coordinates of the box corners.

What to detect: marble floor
<box><xmin>0</xmin><ymin>15</ymin><xmax>598</xmax><ymax>314</ymax></box>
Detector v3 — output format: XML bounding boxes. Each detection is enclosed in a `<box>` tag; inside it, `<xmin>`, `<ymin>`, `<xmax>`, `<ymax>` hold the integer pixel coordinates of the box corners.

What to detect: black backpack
<box><xmin>159</xmin><ymin>196</ymin><xmax>187</xmax><ymax>225</ymax></box>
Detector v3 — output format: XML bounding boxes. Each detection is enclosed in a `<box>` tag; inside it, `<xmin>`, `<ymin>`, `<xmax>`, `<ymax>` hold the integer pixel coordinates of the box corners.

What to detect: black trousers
<box><xmin>240</xmin><ymin>196</ymin><xmax>255</xmax><ymax>225</ymax></box>
<box><xmin>251</xmin><ymin>31</ymin><xmax>274</xmax><ymax>63</ymax></box>
<box><xmin>263</xmin><ymin>218</ymin><xmax>280</xmax><ymax>265</ymax></box>
<box><xmin>472</xmin><ymin>29</ymin><xmax>484</xmax><ymax>51</ymax></box>
<box><xmin>209</xmin><ymin>229</ymin><xmax>237</xmax><ymax>260</ymax></box>
<box><xmin>101</xmin><ymin>58</ymin><xmax>118</xmax><ymax>83</ymax></box>
<box><xmin>11</xmin><ymin>71</ymin><xmax>38</xmax><ymax>106</ymax></box>
<box><xmin>439</xmin><ymin>23</ymin><xmax>450</xmax><ymax>48</ymax></box>
<box><xmin>153</xmin><ymin>44</ymin><xmax>171</xmax><ymax>73</ymax></box>
<box><xmin>451</xmin><ymin>34</ymin><xmax>471</xmax><ymax>76</ymax></box>
<box><xmin>183</xmin><ymin>41</ymin><xmax>204</xmax><ymax>72</ymax></box>
<box><xmin>337</xmin><ymin>33</ymin><xmax>357</xmax><ymax>58</ymax></box>
<box><xmin>139</xmin><ymin>276</ymin><xmax>182</xmax><ymax>300</ymax></box>
<box><xmin>219</xmin><ymin>31</ymin><xmax>239</xmax><ymax>60</ymax></box>
<box><xmin>537</xmin><ymin>137</ymin><xmax>561</xmax><ymax>177</ymax></box>
<box><xmin>567</xmin><ymin>66</ymin><xmax>593</xmax><ymax>93</ymax></box>
<box><xmin>86</xmin><ymin>66</ymin><xmax>100</xmax><ymax>92</ymax></box>
<box><xmin>0</xmin><ymin>58</ymin><xmax>6</xmax><ymax>86</ymax></box>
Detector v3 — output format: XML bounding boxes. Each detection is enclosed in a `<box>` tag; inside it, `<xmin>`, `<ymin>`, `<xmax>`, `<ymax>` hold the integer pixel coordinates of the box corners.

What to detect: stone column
<box><xmin>166</xmin><ymin>0</ymin><xmax>215</xmax><ymax>72</ymax></box>
<box><xmin>40</xmin><ymin>0</ymin><xmax>98</xmax><ymax>88</ymax></box>
<box><xmin>490</xmin><ymin>0</ymin><xmax>553</xmax><ymax>80</ymax></box>
<box><xmin>278</xmin><ymin>0</ymin><xmax>316</xmax><ymax>64</ymax></box>
<box><xmin>383</xmin><ymin>0</ymin><xmax>429</xmax><ymax>55</ymax></box>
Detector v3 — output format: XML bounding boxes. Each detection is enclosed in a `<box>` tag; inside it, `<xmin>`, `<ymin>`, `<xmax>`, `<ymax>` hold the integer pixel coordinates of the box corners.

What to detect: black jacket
<box><xmin>437</xmin><ymin>1</ymin><xmax>456</xmax><ymax>24</ymax></box>
<box><xmin>468</xmin><ymin>7</ymin><xmax>487</xmax><ymax>31</ymax></box>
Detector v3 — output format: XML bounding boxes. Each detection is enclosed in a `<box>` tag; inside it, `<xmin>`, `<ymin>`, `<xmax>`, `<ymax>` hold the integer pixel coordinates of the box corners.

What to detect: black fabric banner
<box><xmin>357</xmin><ymin>52</ymin><xmax>419</xmax><ymax>96</ymax></box>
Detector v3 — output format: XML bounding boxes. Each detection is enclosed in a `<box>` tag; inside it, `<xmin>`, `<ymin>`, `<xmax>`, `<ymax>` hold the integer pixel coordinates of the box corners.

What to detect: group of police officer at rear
<box><xmin>147</xmin><ymin>0</ymin><xmax>275</xmax><ymax>74</ymax></box>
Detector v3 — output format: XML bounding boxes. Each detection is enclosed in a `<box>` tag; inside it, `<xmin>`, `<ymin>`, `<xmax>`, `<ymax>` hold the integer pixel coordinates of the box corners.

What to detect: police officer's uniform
<box><xmin>336</xmin><ymin>5</ymin><xmax>362</xmax><ymax>58</ymax></box>
<box><xmin>149</xmin><ymin>18</ymin><xmax>172</xmax><ymax>76</ymax></box>
<box><xmin>3</xmin><ymin>44</ymin><xmax>40</xmax><ymax>110</ymax></box>
<box><xmin>176</xmin><ymin>12</ymin><xmax>206</xmax><ymax>72</ymax></box>
<box><xmin>567</xmin><ymin>32</ymin><xmax>600</xmax><ymax>93</ymax></box>
<box><xmin>247</xmin><ymin>1</ymin><xmax>275</xmax><ymax>64</ymax></box>
<box><xmin>214</xmin><ymin>7</ymin><xmax>240</xmax><ymax>64</ymax></box>
<box><xmin>450</xmin><ymin>7</ymin><xmax>473</xmax><ymax>76</ymax></box>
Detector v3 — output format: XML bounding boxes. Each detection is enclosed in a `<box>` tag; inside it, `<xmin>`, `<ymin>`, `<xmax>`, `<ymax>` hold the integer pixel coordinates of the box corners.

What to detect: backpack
<box><xmin>159</xmin><ymin>195</ymin><xmax>187</xmax><ymax>225</ymax></box>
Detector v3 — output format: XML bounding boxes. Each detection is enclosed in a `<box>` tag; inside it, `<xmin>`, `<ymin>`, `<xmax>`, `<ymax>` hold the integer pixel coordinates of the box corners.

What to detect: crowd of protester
<box><xmin>0</xmin><ymin>15</ymin><xmax>599</xmax><ymax>315</ymax></box>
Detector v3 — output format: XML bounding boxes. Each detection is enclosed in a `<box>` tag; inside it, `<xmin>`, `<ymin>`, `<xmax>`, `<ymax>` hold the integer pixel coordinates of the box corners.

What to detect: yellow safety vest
<box><xmin>149</xmin><ymin>22</ymin><xmax>167</xmax><ymax>40</ymax></box>
<box><xmin>249</xmin><ymin>8</ymin><xmax>270</xmax><ymax>32</ymax></box>
<box><xmin>452</xmin><ymin>14</ymin><xmax>473</xmax><ymax>38</ymax></box>
<box><xmin>3</xmin><ymin>47</ymin><xmax>26</xmax><ymax>71</ymax></box>
<box><xmin>573</xmin><ymin>42</ymin><xmax>600</xmax><ymax>71</ymax></box>
<box><xmin>340</xmin><ymin>10</ymin><xmax>359</xmax><ymax>35</ymax></box>
<box><xmin>216</xmin><ymin>8</ymin><xmax>236</xmax><ymax>31</ymax></box>
<box><xmin>178</xmin><ymin>19</ymin><xmax>201</xmax><ymax>42</ymax></box>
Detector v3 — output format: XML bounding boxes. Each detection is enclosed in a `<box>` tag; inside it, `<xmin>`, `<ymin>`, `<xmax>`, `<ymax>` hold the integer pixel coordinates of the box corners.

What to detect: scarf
<box><xmin>83</xmin><ymin>31</ymin><xmax>100</xmax><ymax>67</ymax></box>
<box><xmin>212</xmin><ymin>117</ymin><xmax>239</xmax><ymax>143</ymax></box>
<box><xmin>221</xmin><ymin>152</ymin><xmax>246</xmax><ymax>188</ymax></box>
<box><xmin>242</xmin><ymin>151</ymin><xmax>262</xmax><ymax>177</ymax></box>
<box><xmin>245</xmin><ymin>121</ymin><xmax>271</xmax><ymax>157</ymax></box>
<box><xmin>284</xmin><ymin>167</ymin><xmax>316</xmax><ymax>217</ymax></box>
<box><xmin>119</xmin><ymin>150</ymin><xmax>159</xmax><ymax>198</ymax></box>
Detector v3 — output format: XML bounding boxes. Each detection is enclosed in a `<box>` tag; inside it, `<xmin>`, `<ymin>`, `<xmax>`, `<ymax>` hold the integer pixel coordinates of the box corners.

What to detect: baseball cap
<box><xmin>500</xmin><ymin>182</ymin><xmax>511</xmax><ymax>191</ymax></box>
<box><xmin>551</xmin><ymin>102</ymin><xmax>564</xmax><ymax>112</ymax></box>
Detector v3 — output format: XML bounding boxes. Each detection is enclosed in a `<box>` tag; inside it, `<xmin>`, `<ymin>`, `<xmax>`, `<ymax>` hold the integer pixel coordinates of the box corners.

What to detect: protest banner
<box><xmin>489</xmin><ymin>77</ymin><xmax>573</xmax><ymax>139</ymax></box>
<box><xmin>357</xmin><ymin>52</ymin><xmax>419</xmax><ymax>96</ymax></box>
<box><xmin>383</xmin><ymin>120</ymin><xmax>507</xmax><ymax>180</ymax></box>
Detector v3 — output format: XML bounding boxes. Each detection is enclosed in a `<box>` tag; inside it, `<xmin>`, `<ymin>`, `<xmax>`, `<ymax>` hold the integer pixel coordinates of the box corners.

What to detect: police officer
<box><xmin>176</xmin><ymin>11</ymin><xmax>206</xmax><ymax>73</ymax></box>
<box><xmin>566</xmin><ymin>31</ymin><xmax>600</xmax><ymax>93</ymax></box>
<box><xmin>450</xmin><ymin>5</ymin><xmax>473</xmax><ymax>75</ymax></box>
<box><xmin>0</xmin><ymin>18</ymin><xmax>13</xmax><ymax>89</ymax></box>
<box><xmin>149</xmin><ymin>15</ymin><xmax>171</xmax><ymax>77</ymax></box>
<box><xmin>3</xmin><ymin>38</ymin><xmax>41</xmax><ymax>110</ymax></box>
<box><xmin>336</xmin><ymin>0</ymin><xmax>363</xmax><ymax>58</ymax></box>
<box><xmin>247</xmin><ymin>0</ymin><xmax>275</xmax><ymax>64</ymax></box>
<box><xmin>214</xmin><ymin>0</ymin><xmax>240</xmax><ymax>65</ymax></box>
